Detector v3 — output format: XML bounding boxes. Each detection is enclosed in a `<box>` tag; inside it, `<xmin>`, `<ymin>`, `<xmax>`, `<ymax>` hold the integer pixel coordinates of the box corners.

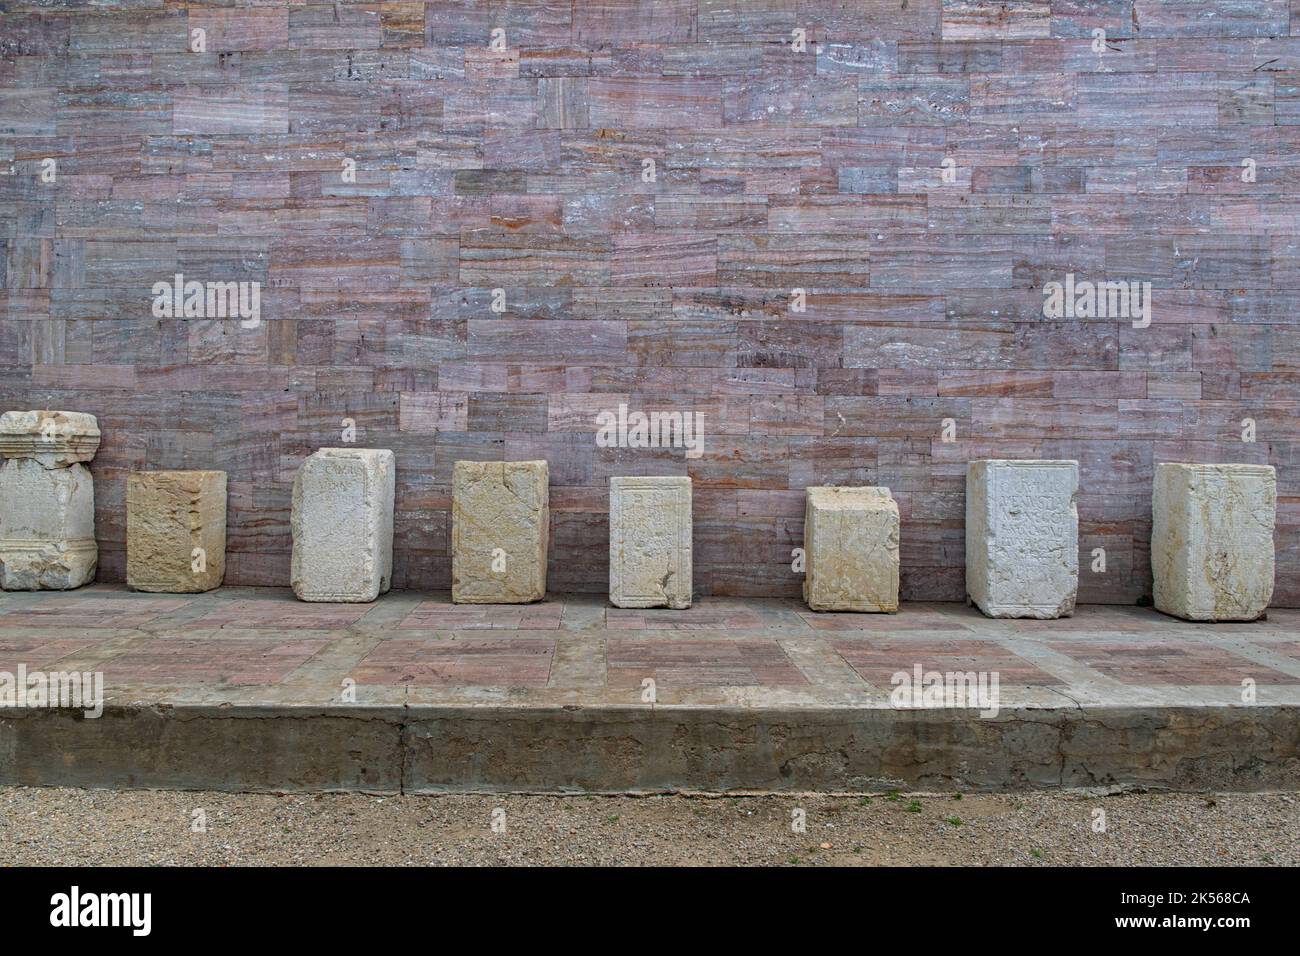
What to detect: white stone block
<box><xmin>609</xmin><ymin>476</ymin><xmax>692</xmax><ymax>609</ymax></box>
<box><xmin>290</xmin><ymin>448</ymin><xmax>394</xmax><ymax>603</ymax></box>
<box><xmin>0</xmin><ymin>410</ymin><xmax>100</xmax><ymax>468</ymax></box>
<box><xmin>0</xmin><ymin>460</ymin><xmax>97</xmax><ymax>590</ymax></box>
<box><xmin>966</xmin><ymin>459</ymin><xmax>1079</xmax><ymax>619</ymax></box>
<box><xmin>452</xmin><ymin>460</ymin><xmax>548</xmax><ymax>604</ymax></box>
<box><xmin>803</xmin><ymin>486</ymin><xmax>899</xmax><ymax>613</ymax></box>
<box><xmin>1152</xmin><ymin>463</ymin><xmax>1276</xmax><ymax>622</ymax></box>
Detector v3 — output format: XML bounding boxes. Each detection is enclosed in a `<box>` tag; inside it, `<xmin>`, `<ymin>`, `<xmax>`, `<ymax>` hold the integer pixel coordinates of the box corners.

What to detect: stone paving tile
<box><xmin>605</xmin><ymin>607</ymin><xmax>767</xmax><ymax>630</ymax></box>
<box><xmin>834</xmin><ymin>640</ymin><xmax>1064</xmax><ymax>687</ymax></box>
<box><xmin>102</xmin><ymin>639</ymin><xmax>329</xmax><ymax>686</ymax></box>
<box><xmin>0</xmin><ymin>638</ymin><xmax>99</xmax><ymax>671</ymax></box>
<box><xmin>800</xmin><ymin>610</ymin><xmax>973</xmax><ymax>632</ymax></box>
<box><xmin>398</xmin><ymin>601</ymin><xmax>564</xmax><ymax>630</ymax></box>
<box><xmin>1267</xmin><ymin>641</ymin><xmax>1300</xmax><ymax>663</ymax></box>
<box><xmin>1048</xmin><ymin>639</ymin><xmax>1300</xmax><ymax>686</ymax></box>
<box><xmin>606</xmin><ymin>639</ymin><xmax>807</xmax><ymax>687</ymax></box>
<box><xmin>351</xmin><ymin>639</ymin><xmax>555</xmax><ymax>686</ymax></box>
<box><xmin>0</xmin><ymin>598</ymin><xmax>191</xmax><ymax>629</ymax></box>
<box><xmin>187</xmin><ymin>600</ymin><xmax>374</xmax><ymax>630</ymax></box>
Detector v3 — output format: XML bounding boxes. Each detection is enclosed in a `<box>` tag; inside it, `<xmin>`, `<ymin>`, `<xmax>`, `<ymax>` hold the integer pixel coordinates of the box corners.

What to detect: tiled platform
<box><xmin>1</xmin><ymin>586</ymin><xmax>1298</xmax><ymax>794</ymax></box>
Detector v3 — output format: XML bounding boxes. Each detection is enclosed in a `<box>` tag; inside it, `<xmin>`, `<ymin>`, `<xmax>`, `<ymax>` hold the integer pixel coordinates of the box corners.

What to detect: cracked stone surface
<box><xmin>803</xmin><ymin>486</ymin><xmax>899</xmax><ymax>613</ymax></box>
<box><xmin>609</xmin><ymin>476</ymin><xmax>692</xmax><ymax>610</ymax></box>
<box><xmin>966</xmin><ymin>460</ymin><xmax>1078</xmax><ymax>620</ymax></box>
<box><xmin>452</xmin><ymin>460</ymin><xmax>548</xmax><ymax>604</ymax></box>
<box><xmin>0</xmin><ymin>459</ymin><xmax>97</xmax><ymax>590</ymax></box>
<box><xmin>290</xmin><ymin>448</ymin><xmax>394</xmax><ymax>603</ymax></box>
<box><xmin>127</xmin><ymin>471</ymin><xmax>227</xmax><ymax>593</ymax></box>
<box><xmin>0</xmin><ymin>410</ymin><xmax>100</xmax><ymax>469</ymax></box>
<box><xmin>1152</xmin><ymin>463</ymin><xmax>1276</xmax><ymax>622</ymax></box>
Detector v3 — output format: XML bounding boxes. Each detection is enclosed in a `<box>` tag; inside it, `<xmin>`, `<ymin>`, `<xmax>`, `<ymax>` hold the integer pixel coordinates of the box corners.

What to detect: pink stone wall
<box><xmin>2</xmin><ymin>1</ymin><xmax>1298</xmax><ymax>603</ymax></box>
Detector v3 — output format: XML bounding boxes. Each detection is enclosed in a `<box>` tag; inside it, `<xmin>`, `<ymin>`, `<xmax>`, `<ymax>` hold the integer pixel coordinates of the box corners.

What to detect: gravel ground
<box><xmin>1</xmin><ymin>787</ymin><xmax>1295</xmax><ymax>866</ymax></box>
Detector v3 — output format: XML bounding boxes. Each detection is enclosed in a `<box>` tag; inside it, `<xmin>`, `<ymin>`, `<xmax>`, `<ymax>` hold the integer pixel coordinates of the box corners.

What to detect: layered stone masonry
<box><xmin>452</xmin><ymin>460</ymin><xmax>549</xmax><ymax>604</ymax></box>
<box><xmin>1152</xmin><ymin>463</ymin><xmax>1276</xmax><ymax>622</ymax></box>
<box><xmin>0</xmin><ymin>411</ymin><xmax>100</xmax><ymax>591</ymax></box>
<box><xmin>966</xmin><ymin>460</ymin><xmax>1079</xmax><ymax>620</ymax></box>
<box><xmin>609</xmin><ymin>476</ymin><xmax>692</xmax><ymax>610</ymax></box>
<box><xmin>127</xmin><ymin>471</ymin><xmax>228</xmax><ymax>594</ymax></box>
<box><xmin>803</xmin><ymin>486</ymin><xmax>900</xmax><ymax>613</ymax></box>
<box><xmin>291</xmin><ymin>449</ymin><xmax>395</xmax><ymax>603</ymax></box>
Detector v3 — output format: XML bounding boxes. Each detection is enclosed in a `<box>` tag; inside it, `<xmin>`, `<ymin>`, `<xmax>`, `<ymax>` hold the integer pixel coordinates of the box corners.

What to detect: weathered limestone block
<box><xmin>0</xmin><ymin>410</ymin><xmax>100</xmax><ymax>468</ymax></box>
<box><xmin>290</xmin><ymin>449</ymin><xmax>394</xmax><ymax>603</ymax></box>
<box><xmin>0</xmin><ymin>410</ymin><xmax>101</xmax><ymax>591</ymax></box>
<box><xmin>0</xmin><ymin>460</ymin><xmax>97</xmax><ymax>590</ymax></box>
<box><xmin>1152</xmin><ymin>463</ymin><xmax>1276</xmax><ymax>622</ymax></box>
<box><xmin>966</xmin><ymin>460</ymin><xmax>1078</xmax><ymax>619</ymax></box>
<box><xmin>127</xmin><ymin>471</ymin><xmax>228</xmax><ymax>593</ymax></box>
<box><xmin>803</xmin><ymin>486</ymin><xmax>899</xmax><ymax>613</ymax></box>
<box><xmin>609</xmin><ymin>476</ymin><xmax>692</xmax><ymax>609</ymax></box>
<box><xmin>452</xmin><ymin>460</ymin><xmax>548</xmax><ymax>604</ymax></box>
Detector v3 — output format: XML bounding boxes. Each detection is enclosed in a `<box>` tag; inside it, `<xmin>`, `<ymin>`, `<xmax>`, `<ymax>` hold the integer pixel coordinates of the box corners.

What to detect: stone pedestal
<box><xmin>0</xmin><ymin>410</ymin><xmax>100</xmax><ymax>591</ymax></box>
<box><xmin>966</xmin><ymin>459</ymin><xmax>1078</xmax><ymax>619</ymax></box>
<box><xmin>452</xmin><ymin>460</ymin><xmax>548</xmax><ymax>604</ymax></box>
<box><xmin>609</xmin><ymin>476</ymin><xmax>692</xmax><ymax>609</ymax></box>
<box><xmin>1152</xmin><ymin>463</ymin><xmax>1276</xmax><ymax>621</ymax></box>
<box><xmin>127</xmin><ymin>471</ymin><xmax>227</xmax><ymax>593</ymax></box>
<box><xmin>291</xmin><ymin>449</ymin><xmax>394</xmax><ymax>603</ymax></box>
<box><xmin>803</xmin><ymin>486</ymin><xmax>899</xmax><ymax>613</ymax></box>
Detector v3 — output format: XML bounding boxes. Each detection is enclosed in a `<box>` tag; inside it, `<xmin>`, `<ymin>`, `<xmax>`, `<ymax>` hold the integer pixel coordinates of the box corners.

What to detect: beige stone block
<box><xmin>127</xmin><ymin>471</ymin><xmax>227</xmax><ymax>593</ymax></box>
<box><xmin>609</xmin><ymin>476</ymin><xmax>691</xmax><ymax>609</ymax></box>
<box><xmin>452</xmin><ymin>460</ymin><xmax>548</xmax><ymax>604</ymax></box>
<box><xmin>0</xmin><ymin>410</ymin><xmax>100</xmax><ymax>468</ymax></box>
<box><xmin>0</xmin><ymin>459</ymin><xmax>96</xmax><ymax>590</ymax></box>
<box><xmin>966</xmin><ymin>459</ymin><xmax>1078</xmax><ymax>619</ymax></box>
<box><xmin>1152</xmin><ymin>463</ymin><xmax>1276</xmax><ymax>622</ymax></box>
<box><xmin>291</xmin><ymin>448</ymin><xmax>394</xmax><ymax>603</ymax></box>
<box><xmin>803</xmin><ymin>486</ymin><xmax>899</xmax><ymax>613</ymax></box>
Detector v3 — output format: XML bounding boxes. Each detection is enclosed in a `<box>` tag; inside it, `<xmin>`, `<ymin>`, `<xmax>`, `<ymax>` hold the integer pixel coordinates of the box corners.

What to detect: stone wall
<box><xmin>2</xmin><ymin>1</ymin><xmax>1298</xmax><ymax>603</ymax></box>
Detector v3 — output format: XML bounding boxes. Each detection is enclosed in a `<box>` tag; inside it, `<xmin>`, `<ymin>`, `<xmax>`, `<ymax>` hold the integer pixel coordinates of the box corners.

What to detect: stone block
<box><xmin>609</xmin><ymin>476</ymin><xmax>692</xmax><ymax>609</ymax></box>
<box><xmin>452</xmin><ymin>460</ymin><xmax>548</xmax><ymax>604</ymax></box>
<box><xmin>966</xmin><ymin>459</ymin><xmax>1078</xmax><ymax>619</ymax></box>
<box><xmin>0</xmin><ymin>460</ymin><xmax>97</xmax><ymax>590</ymax></box>
<box><xmin>0</xmin><ymin>410</ymin><xmax>100</xmax><ymax>468</ymax></box>
<box><xmin>127</xmin><ymin>470</ymin><xmax>228</xmax><ymax>593</ymax></box>
<box><xmin>290</xmin><ymin>449</ymin><xmax>394</xmax><ymax>603</ymax></box>
<box><xmin>803</xmin><ymin>486</ymin><xmax>899</xmax><ymax>613</ymax></box>
<box><xmin>1152</xmin><ymin>463</ymin><xmax>1276</xmax><ymax>622</ymax></box>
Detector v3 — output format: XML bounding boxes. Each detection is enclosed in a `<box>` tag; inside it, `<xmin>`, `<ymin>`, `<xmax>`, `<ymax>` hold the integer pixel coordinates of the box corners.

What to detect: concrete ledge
<box><xmin>5</xmin><ymin>702</ymin><xmax>1297</xmax><ymax>794</ymax></box>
